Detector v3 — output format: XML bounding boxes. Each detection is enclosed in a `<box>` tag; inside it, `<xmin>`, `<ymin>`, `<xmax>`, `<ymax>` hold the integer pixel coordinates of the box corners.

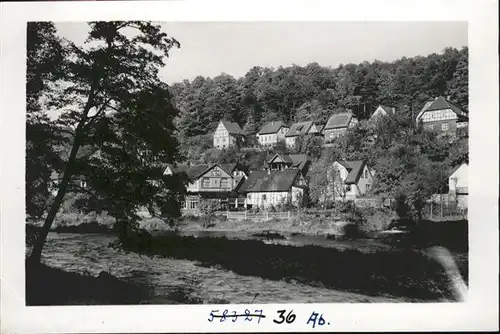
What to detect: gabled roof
<box><xmin>416</xmin><ymin>96</ymin><xmax>468</xmax><ymax>121</ymax></box>
<box><xmin>449</xmin><ymin>162</ymin><xmax>468</xmax><ymax>177</ymax></box>
<box><xmin>258</xmin><ymin>121</ymin><xmax>288</xmax><ymax>135</ymax></box>
<box><xmin>285</xmin><ymin>121</ymin><xmax>314</xmax><ymax>137</ymax></box>
<box><xmin>315</xmin><ymin>124</ymin><xmax>325</xmax><ymax>133</ymax></box>
<box><xmin>167</xmin><ymin>164</ymin><xmax>210</xmax><ymax>179</ymax></box>
<box><xmin>267</xmin><ymin>153</ymin><xmax>311</xmax><ymax>172</ymax></box>
<box><xmin>239</xmin><ymin>169</ymin><xmax>300</xmax><ymax>193</ymax></box>
<box><xmin>336</xmin><ymin>160</ymin><xmax>367</xmax><ymax>184</ymax></box>
<box><xmin>372</xmin><ymin>105</ymin><xmax>396</xmax><ymax>118</ymax></box>
<box><xmin>220</xmin><ymin>120</ymin><xmax>245</xmax><ymax>135</ymax></box>
<box><xmin>324</xmin><ymin>112</ymin><xmax>355</xmax><ymax>130</ymax></box>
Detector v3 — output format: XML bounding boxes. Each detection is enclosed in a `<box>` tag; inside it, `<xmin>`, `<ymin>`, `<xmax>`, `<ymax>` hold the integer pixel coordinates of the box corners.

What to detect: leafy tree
<box><xmin>28</xmin><ymin>21</ymin><xmax>185</xmax><ymax>263</ymax></box>
<box><xmin>294</xmin><ymin>134</ymin><xmax>323</xmax><ymax>159</ymax></box>
<box><xmin>26</xmin><ymin>22</ymin><xmax>67</xmax><ymax>220</ymax></box>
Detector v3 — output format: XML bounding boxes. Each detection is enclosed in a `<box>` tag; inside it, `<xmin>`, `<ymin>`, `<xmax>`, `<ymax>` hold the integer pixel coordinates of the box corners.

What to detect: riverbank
<box><xmin>32</xmin><ymin>233</ymin><xmax>413</xmax><ymax>304</ymax></box>
<box><xmin>117</xmin><ymin>231</ymin><xmax>467</xmax><ymax>301</ymax></box>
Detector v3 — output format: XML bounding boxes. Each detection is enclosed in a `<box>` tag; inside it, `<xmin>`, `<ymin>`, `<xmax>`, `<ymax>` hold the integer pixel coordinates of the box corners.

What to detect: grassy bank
<box><xmin>26</xmin><ymin>260</ymin><xmax>154</xmax><ymax>305</ymax></box>
<box><xmin>118</xmin><ymin>232</ymin><xmax>467</xmax><ymax>302</ymax></box>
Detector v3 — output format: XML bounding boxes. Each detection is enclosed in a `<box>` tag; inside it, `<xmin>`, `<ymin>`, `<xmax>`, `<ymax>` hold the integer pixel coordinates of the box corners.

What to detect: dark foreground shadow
<box><xmin>26</xmin><ymin>260</ymin><xmax>153</xmax><ymax>305</ymax></box>
<box><xmin>118</xmin><ymin>230</ymin><xmax>468</xmax><ymax>302</ymax></box>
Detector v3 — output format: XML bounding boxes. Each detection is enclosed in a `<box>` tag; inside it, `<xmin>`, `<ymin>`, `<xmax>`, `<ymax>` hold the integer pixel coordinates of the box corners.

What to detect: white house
<box><xmin>328</xmin><ymin>160</ymin><xmax>373</xmax><ymax>201</ymax></box>
<box><xmin>323</xmin><ymin>112</ymin><xmax>358</xmax><ymax>143</ymax></box>
<box><xmin>256</xmin><ymin>121</ymin><xmax>289</xmax><ymax>146</ymax></box>
<box><xmin>448</xmin><ymin>163</ymin><xmax>468</xmax><ymax>209</ymax></box>
<box><xmin>164</xmin><ymin>163</ymin><xmax>247</xmax><ymax>213</ymax></box>
<box><xmin>239</xmin><ymin>169</ymin><xmax>307</xmax><ymax>209</ymax></box>
<box><xmin>213</xmin><ymin>120</ymin><xmax>245</xmax><ymax>149</ymax></box>
<box><xmin>370</xmin><ymin>105</ymin><xmax>396</xmax><ymax>120</ymax></box>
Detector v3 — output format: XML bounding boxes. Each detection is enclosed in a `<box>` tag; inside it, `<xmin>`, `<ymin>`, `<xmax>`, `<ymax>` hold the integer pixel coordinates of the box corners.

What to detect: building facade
<box><xmin>240</xmin><ymin>169</ymin><xmax>307</xmax><ymax>209</ymax></box>
<box><xmin>448</xmin><ymin>163</ymin><xmax>468</xmax><ymax>209</ymax></box>
<box><xmin>284</xmin><ymin>121</ymin><xmax>316</xmax><ymax>148</ymax></box>
<box><xmin>416</xmin><ymin>96</ymin><xmax>468</xmax><ymax>136</ymax></box>
<box><xmin>256</xmin><ymin>121</ymin><xmax>289</xmax><ymax>146</ymax></box>
<box><xmin>213</xmin><ymin>120</ymin><xmax>245</xmax><ymax>149</ymax></box>
<box><xmin>165</xmin><ymin>163</ymin><xmax>247</xmax><ymax>214</ymax></box>
<box><xmin>328</xmin><ymin>160</ymin><xmax>373</xmax><ymax>201</ymax></box>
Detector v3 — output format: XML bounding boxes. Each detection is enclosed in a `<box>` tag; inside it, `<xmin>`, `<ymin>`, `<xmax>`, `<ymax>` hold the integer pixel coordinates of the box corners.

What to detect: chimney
<box><xmin>447</xmin><ymin>95</ymin><xmax>451</xmax><ymax>101</ymax></box>
<box><xmin>268</xmin><ymin>168</ymin><xmax>271</xmax><ymax>175</ymax></box>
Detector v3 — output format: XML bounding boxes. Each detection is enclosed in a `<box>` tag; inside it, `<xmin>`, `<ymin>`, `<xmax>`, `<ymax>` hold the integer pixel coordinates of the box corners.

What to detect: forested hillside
<box><xmin>170</xmin><ymin>46</ymin><xmax>468</xmax><ymax>141</ymax></box>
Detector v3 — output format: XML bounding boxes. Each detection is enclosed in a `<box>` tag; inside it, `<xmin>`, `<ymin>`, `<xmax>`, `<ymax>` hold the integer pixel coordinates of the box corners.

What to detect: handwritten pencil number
<box><xmin>232</xmin><ymin>311</ymin><xmax>238</xmax><ymax>322</ymax></box>
<box><xmin>273</xmin><ymin>309</ymin><xmax>296</xmax><ymax>324</ymax></box>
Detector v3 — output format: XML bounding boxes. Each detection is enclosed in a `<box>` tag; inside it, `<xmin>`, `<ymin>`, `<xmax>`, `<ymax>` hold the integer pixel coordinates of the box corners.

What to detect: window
<box><xmin>441</xmin><ymin>123</ymin><xmax>449</xmax><ymax>131</ymax></box>
<box><xmin>212</xmin><ymin>169</ymin><xmax>221</xmax><ymax>176</ymax></box>
<box><xmin>202</xmin><ymin>178</ymin><xmax>210</xmax><ymax>188</ymax></box>
<box><xmin>189</xmin><ymin>201</ymin><xmax>197</xmax><ymax>210</ymax></box>
<box><xmin>425</xmin><ymin>124</ymin><xmax>434</xmax><ymax>131</ymax></box>
<box><xmin>79</xmin><ymin>181</ymin><xmax>87</xmax><ymax>188</ymax></box>
<box><xmin>221</xmin><ymin>178</ymin><xmax>230</xmax><ymax>188</ymax></box>
<box><xmin>211</xmin><ymin>178</ymin><xmax>220</xmax><ymax>188</ymax></box>
<box><xmin>364</xmin><ymin>169</ymin><xmax>368</xmax><ymax>178</ymax></box>
<box><xmin>262</xmin><ymin>194</ymin><xmax>267</xmax><ymax>201</ymax></box>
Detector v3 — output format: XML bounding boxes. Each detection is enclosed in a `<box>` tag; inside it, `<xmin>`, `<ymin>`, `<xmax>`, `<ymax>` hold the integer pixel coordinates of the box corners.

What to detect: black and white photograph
<box><xmin>1</xmin><ymin>0</ymin><xmax>498</xmax><ymax>332</ymax></box>
<box><xmin>24</xmin><ymin>19</ymin><xmax>471</xmax><ymax>305</ymax></box>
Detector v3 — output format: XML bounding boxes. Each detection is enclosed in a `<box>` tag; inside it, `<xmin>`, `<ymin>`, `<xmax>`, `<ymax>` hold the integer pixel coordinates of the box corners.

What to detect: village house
<box><xmin>285</xmin><ymin>121</ymin><xmax>321</xmax><ymax>148</ymax></box>
<box><xmin>448</xmin><ymin>162</ymin><xmax>468</xmax><ymax>209</ymax></box>
<box><xmin>370</xmin><ymin>105</ymin><xmax>396</xmax><ymax>120</ymax></box>
<box><xmin>239</xmin><ymin>168</ymin><xmax>307</xmax><ymax>209</ymax></box>
<box><xmin>256</xmin><ymin>121</ymin><xmax>289</xmax><ymax>146</ymax></box>
<box><xmin>323</xmin><ymin>112</ymin><xmax>358</xmax><ymax>143</ymax></box>
<box><xmin>328</xmin><ymin>160</ymin><xmax>373</xmax><ymax>201</ymax></box>
<box><xmin>164</xmin><ymin>162</ymin><xmax>247</xmax><ymax>213</ymax></box>
<box><xmin>415</xmin><ymin>96</ymin><xmax>468</xmax><ymax>136</ymax></box>
<box><xmin>213</xmin><ymin>120</ymin><xmax>245</xmax><ymax>149</ymax></box>
<box><xmin>266</xmin><ymin>153</ymin><xmax>311</xmax><ymax>176</ymax></box>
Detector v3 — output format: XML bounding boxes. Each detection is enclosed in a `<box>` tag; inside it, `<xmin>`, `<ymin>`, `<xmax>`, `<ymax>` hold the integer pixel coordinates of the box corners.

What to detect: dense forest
<box><xmin>170</xmin><ymin>46</ymin><xmax>468</xmax><ymax>139</ymax></box>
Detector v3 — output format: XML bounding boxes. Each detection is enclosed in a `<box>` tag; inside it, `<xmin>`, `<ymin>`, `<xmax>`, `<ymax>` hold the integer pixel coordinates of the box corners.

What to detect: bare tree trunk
<box><xmin>28</xmin><ymin>84</ymin><xmax>97</xmax><ymax>263</ymax></box>
<box><xmin>28</xmin><ymin>133</ymin><xmax>83</xmax><ymax>263</ymax></box>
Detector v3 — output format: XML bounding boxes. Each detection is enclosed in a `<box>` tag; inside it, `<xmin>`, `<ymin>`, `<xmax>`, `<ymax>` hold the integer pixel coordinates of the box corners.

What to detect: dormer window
<box><xmin>79</xmin><ymin>180</ymin><xmax>87</xmax><ymax>188</ymax></box>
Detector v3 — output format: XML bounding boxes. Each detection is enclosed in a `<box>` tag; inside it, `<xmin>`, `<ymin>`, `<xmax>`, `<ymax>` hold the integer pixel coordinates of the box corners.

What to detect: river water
<box><xmin>39</xmin><ymin>232</ymin><xmax>403</xmax><ymax>304</ymax></box>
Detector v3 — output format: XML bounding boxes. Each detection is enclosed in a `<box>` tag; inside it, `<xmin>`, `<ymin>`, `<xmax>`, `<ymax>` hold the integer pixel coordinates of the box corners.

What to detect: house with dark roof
<box><xmin>323</xmin><ymin>112</ymin><xmax>358</xmax><ymax>143</ymax></box>
<box><xmin>416</xmin><ymin>96</ymin><xmax>468</xmax><ymax>135</ymax></box>
<box><xmin>370</xmin><ymin>105</ymin><xmax>396</xmax><ymax>120</ymax></box>
<box><xmin>284</xmin><ymin>121</ymin><xmax>321</xmax><ymax>148</ymax></box>
<box><xmin>448</xmin><ymin>162</ymin><xmax>468</xmax><ymax>209</ymax></box>
<box><xmin>239</xmin><ymin>169</ymin><xmax>307</xmax><ymax>209</ymax></box>
<box><xmin>266</xmin><ymin>153</ymin><xmax>311</xmax><ymax>176</ymax></box>
<box><xmin>164</xmin><ymin>162</ymin><xmax>248</xmax><ymax>212</ymax></box>
<box><xmin>329</xmin><ymin>160</ymin><xmax>373</xmax><ymax>201</ymax></box>
<box><xmin>213</xmin><ymin>120</ymin><xmax>245</xmax><ymax>149</ymax></box>
<box><xmin>256</xmin><ymin>121</ymin><xmax>289</xmax><ymax>146</ymax></box>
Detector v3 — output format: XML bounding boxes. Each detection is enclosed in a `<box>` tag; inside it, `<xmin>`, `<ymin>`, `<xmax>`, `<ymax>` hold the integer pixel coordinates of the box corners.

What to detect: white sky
<box><xmin>55</xmin><ymin>21</ymin><xmax>468</xmax><ymax>84</ymax></box>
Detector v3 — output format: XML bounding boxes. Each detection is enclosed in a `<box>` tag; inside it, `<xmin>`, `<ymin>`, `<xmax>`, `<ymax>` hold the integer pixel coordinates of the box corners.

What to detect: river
<box><xmin>39</xmin><ymin>232</ymin><xmax>404</xmax><ymax>304</ymax></box>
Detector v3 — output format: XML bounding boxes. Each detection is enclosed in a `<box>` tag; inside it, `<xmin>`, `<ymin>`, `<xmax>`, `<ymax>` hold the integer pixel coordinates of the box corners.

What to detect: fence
<box><xmin>225</xmin><ymin>211</ymin><xmax>292</xmax><ymax>220</ymax></box>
